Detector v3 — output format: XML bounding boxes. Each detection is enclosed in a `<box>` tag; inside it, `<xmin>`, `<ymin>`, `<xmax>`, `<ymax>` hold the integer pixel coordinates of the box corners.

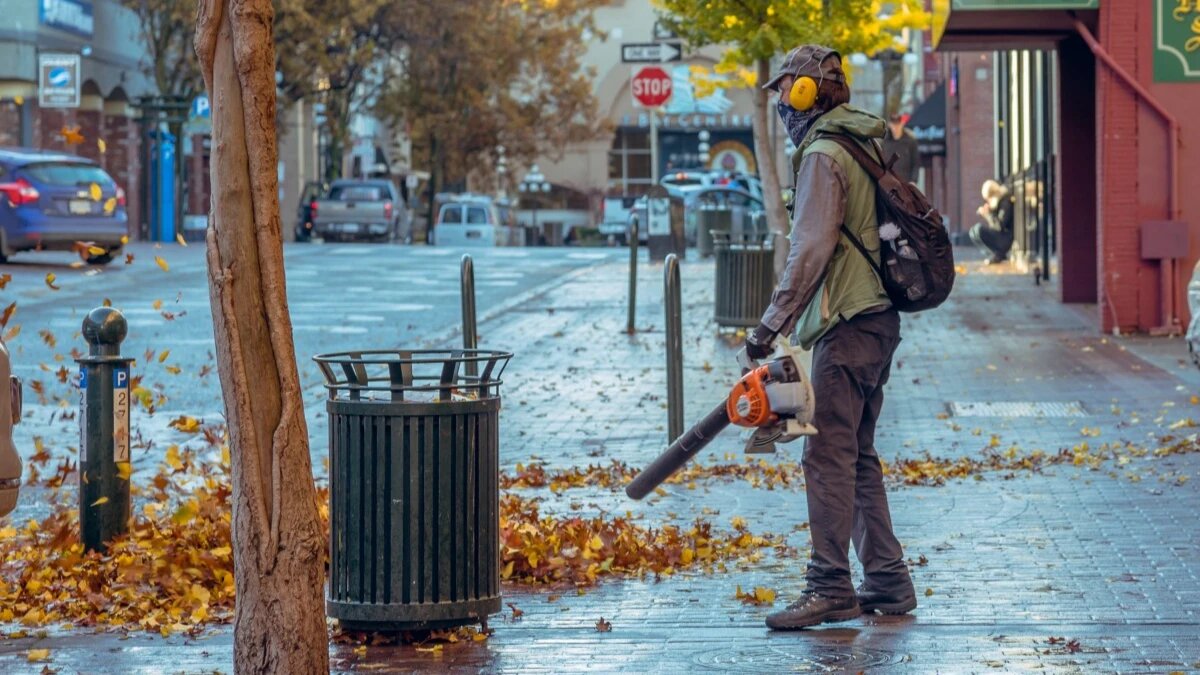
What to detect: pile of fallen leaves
<box><xmin>500</xmin><ymin>433</ymin><xmax>1200</xmax><ymax>494</ymax></box>
<box><xmin>499</xmin><ymin>495</ymin><xmax>778</xmax><ymax>585</ymax></box>
<box><xmin>500</xmin><ymin>458</ymin><xmax>803</xmax><ymax>493</ymax></box>
<box><xmin>0</xmin><ymin>442</ymin><xmax>780</xmax><ymax>635</ymax></box>
<box><xmin>0</xmin><ymin>445</ymin><xmax>235</xmax><ymax>636</ymax></box>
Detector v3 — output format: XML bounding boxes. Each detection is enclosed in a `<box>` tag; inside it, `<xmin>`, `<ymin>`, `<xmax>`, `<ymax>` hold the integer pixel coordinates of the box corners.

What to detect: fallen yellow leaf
<box><xmin>26</xmin><ymin>649</ymin><xmax>50</xmax><ymax>662</ymax></box>
<box><xmin>158</xmin><ymin>350</ymin><xmax>170</xmax><ymax>363</ymax></box>
<box><xmin>152</xmin><ymin>299</ymin><xmax>164</xmax><ymax>310</ymax></box>
<box><xmin>155</xmin><ymin>256</ymin><xmax>169</xmax><ymax>272</ymax></box>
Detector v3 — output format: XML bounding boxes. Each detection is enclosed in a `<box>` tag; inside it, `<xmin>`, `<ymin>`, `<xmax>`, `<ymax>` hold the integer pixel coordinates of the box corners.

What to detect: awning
<box><xmin>933</xmin><ymin>0</ymin><xmax>1099</xmax><ymax>50</ymax></box>
<box><xmin>908</xmin><ymin>84</ymin><xmax>946</xmax><ymax>157</ymax></box>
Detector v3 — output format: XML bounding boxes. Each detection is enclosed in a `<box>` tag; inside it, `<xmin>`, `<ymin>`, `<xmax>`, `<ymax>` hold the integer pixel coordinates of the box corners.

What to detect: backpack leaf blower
<box><xmin>626</xmin><ymin>340</ymin><xmax>817</xmax><ymax>500</ymax></box>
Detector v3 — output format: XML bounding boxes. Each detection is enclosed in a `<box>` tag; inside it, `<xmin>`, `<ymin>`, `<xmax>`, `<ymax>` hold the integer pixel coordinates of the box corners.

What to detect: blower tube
<box><xmin>626</xmin><ymin>403</ymin><xmax>732</xmax><ymax>500</ymax></box>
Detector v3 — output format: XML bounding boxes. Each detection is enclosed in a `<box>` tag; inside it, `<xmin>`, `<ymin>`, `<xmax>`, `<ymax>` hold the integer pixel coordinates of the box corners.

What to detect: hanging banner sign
<box><xmin>1155</xmin><ymin>0</ymin><xmax>1200</xmax><ymax>81</ymax></box>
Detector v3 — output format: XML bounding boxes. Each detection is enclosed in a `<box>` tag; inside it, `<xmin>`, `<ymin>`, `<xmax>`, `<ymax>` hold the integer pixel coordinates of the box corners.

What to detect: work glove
<box><xmin>744</xmin><ymin>324</ymin><xmax>776</xmax><ymax>362</ymax></box>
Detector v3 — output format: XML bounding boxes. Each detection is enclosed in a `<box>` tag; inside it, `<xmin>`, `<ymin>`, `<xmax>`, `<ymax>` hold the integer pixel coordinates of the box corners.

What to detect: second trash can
<box><xmin>714</xmin><ymin>234</ymin><xmax>775</xmax><ymax>329</ymax></box>
<box><xmin>314</xmin><ymin>349</ymin><xmax>512</xmax><ymax>631</ymax></box>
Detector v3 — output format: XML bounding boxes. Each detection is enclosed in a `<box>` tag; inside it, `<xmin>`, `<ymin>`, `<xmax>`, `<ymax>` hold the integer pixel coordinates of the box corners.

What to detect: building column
<box><xmin>1095</xmin><ymin>1</ymin><xmax>1157</xmax><ymax>333</ymax></box>
<box><xmin>1057</xmin><ymin>36</ymin><xmax>1097</xmax><ymax>304</ymax></box>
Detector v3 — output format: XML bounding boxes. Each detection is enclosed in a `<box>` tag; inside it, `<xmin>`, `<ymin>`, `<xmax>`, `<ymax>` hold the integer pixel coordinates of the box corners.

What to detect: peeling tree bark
<box><xmin>194</xmin><ymin>2</ymin><xmax>328</xmax><ymax>673</ymax></box>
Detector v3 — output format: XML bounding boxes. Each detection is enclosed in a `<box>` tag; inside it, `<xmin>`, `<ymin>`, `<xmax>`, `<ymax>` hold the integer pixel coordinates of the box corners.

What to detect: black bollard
<box><xmin>664</xmin><ymin>254</ymin><xmax>684</xmax><ymax>443</ymax></box>
<box><xmin>76</xmin><ymin>307</ymin><xmax>133</xmax><ymax>553</ymax></box>
<box><xmin>627</xmin><ymin>219</ymin><xmax>639</xmax><ymax>335</ymax></box>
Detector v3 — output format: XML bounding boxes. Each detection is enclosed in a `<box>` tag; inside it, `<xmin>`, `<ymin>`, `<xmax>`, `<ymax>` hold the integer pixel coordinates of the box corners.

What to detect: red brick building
<box><xmin>936</xmin><ymin>1</ymin><xmax>1199</xmax><ymax>335</ymax></box>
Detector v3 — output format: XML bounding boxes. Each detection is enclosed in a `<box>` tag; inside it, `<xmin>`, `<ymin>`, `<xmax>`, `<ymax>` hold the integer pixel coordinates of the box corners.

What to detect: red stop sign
<box><xmin>632</xmin><ymin>67</ymin><xmax>673</xmax><ymax>108</ymax></box>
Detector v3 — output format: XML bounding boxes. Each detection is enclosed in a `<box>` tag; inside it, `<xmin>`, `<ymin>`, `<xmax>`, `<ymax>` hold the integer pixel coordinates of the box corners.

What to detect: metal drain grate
<box><xmin>949</xmin><ymin>401</ymin><xmax>1087</xmax><ymax>418</ymax></box>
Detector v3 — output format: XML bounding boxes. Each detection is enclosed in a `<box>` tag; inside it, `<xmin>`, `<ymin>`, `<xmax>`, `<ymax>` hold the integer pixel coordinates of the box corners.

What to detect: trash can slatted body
<box><xmin>316</xmin><ymin>350</ymin><xmax>510</xmax><ymax>631</ymax></box>
<box><xmin>714</xmin><ymin>237</ymin><xmax>775</xmax><ymax>329</ymax></box>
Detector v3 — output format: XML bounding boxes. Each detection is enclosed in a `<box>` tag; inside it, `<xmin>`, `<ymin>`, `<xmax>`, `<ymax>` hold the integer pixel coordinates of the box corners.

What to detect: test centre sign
<box><xmin>39</xmin><ymin>53</ymin><xmax>81</xmax><ymax>109</ymax></box>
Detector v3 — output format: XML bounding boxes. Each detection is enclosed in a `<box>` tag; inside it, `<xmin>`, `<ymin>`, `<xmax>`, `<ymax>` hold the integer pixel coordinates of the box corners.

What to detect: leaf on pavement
<box><xmin>169</xmin><ymin>416</ymin><xmax>200</xmax><ymax>433</ymax></box>
<box><xmin>158</xmin><ymin>350</ymin><xmax>170</xmax><ymax>363</ymax></box>
<box><xmin>506</xmin><ymin>602</ymin><xmax>523</xmax><ymax>619</ymax></box>
<box><xmin>125</xmin><ymin>253</ymin><xmax>135</xmax><ymax>265</ymax></box>
<box><xmin>0</xmin><ymin>273</ymin><xmax>11</xmax><ymax>289</ymax></box>
<box><xmin>44</xmin><ymin>273</ymin><xmax>59</xmax><ymax>290</ymax></box>
<box><xmin>152</xmin><ymin>299</ymin><xmax>163</xmax><ymax>310</ymax></box>
<box><xmin>595</xmin><ymin>617</ymin><xmax>612</xmax><ymax>632</ymax></box>
<box><xmin>155</xmin><ymin>256</ymin><xmax>170</xmax><ymax>272</ymax></box>
<box><xmin>26</xmin><ymin>649</ymin><xmax>49</xmax><ymax>662</ymax></box>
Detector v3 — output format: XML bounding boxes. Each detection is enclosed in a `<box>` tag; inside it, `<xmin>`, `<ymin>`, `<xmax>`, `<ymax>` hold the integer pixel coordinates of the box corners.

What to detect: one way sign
<box><xmin>621</xmin><ymin>42</ymin><xmax>682</xmax><ymax>63</ymax></box>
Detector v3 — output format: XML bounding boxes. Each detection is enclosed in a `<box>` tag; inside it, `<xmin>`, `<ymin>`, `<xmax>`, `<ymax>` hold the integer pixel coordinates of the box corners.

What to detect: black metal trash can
<box><xmin>714</xmin><ymin>234</ymin><xmax>775</xmax><ymax>329</ymax></box>
<box><xmin>696</xmin><ymin>208</ymin><xmax>732</xmax><ymax>257</ymax></box>
<box><xmin>314</xmin><ymin>349</ymin><xmax>513</xmax><ymax>631</ymax></box>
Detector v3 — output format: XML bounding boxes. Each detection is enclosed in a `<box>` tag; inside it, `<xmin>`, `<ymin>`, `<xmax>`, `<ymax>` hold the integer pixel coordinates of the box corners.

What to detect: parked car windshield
<box><xmin>330</xmin><ymin>185</ymin><xmax>386</xmax><ymax>201</ymax></box>
<box><xmin>22</xmin><ymin>162</ymin><xmax>112</xmax><ymax>187</ymax></box>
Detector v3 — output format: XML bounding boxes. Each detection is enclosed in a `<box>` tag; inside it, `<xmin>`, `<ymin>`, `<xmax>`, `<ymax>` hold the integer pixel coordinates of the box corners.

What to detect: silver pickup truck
<box><xmin>312</xmin><ymin>179</ymin><xmax>404</xmax><ymax>242</ymax></box>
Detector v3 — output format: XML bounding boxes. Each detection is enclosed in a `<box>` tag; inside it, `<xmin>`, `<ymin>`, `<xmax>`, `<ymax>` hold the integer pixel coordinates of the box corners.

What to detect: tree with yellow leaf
<box><xmin>653</xmin><ymin>0</ymin><xmax>929</xmax><ymax>274</ymax></box>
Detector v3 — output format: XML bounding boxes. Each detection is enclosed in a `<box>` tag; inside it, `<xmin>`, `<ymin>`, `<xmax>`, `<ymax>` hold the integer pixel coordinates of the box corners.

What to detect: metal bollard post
<box><xmin>0</xmin><ymin>337</ymin><xmax>21</xmax><ymax>518</ymax></box>
<box><xmin>76</xmin><ymin>307</ymin><xmax>133</xmax><ymax>553</ymax></box>
<box><xmin>626</xmin><ymin>219</ymin><xmax>639</xmax><ymax>335</ymax></box>
<box><xmin>461</xmin><ymin>254</ymin><xmax>478</xmax><ymax>378</ymax></box>
<box><xmin>664</xmin><ymin>254</ymin><xmax>684</xmax><ymax>443</ymax></box>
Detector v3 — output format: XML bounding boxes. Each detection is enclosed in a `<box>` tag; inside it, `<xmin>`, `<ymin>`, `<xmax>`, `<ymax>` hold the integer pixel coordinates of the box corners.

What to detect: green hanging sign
<box><xmin>1156</xmin><ymin>1</ymin><xmax>1200</xmax><ymax>81</ymax></box>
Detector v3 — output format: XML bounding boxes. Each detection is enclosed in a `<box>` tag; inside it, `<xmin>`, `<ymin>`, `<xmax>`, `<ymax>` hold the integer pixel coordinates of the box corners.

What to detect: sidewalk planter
<box><xmin>314</xmin><ymin>349</ymin><xmax>512</xmax><ymax>631</ymax></box>
<box><xmin>714</xmin><ymin>234</ymin><xmax>775</xmax><ymax>329</ymax></box>
<box><xmin>696</xmin><ymin>208</ymin><xmax>733</xmax><ymax>257</ymax></box>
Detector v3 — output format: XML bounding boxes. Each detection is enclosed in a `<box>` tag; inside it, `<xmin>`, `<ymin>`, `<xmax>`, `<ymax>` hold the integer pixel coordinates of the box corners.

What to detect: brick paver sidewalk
<box><xmin>2</xmin><ymin>251</ymin><xmax>1198</xmax><ymax>673</ymax></box>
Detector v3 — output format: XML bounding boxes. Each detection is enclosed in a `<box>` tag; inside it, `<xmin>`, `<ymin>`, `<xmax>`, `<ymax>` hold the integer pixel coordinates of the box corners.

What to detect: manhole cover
<box><xmin>692</xmin><ymin>644</ymin><xmax>898</xmax><ymax>672</ymax></box>
<box><xmin>949</xmin><ymin>401</ymin><xmax>1086</xmax><ymax>418</ymax></box>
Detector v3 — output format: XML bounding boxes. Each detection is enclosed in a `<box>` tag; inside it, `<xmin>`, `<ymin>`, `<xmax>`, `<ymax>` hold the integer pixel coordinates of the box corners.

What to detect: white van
<box><xmin>432</xmin><ymin>196</ymin><xmax>501</xmax><ymax>246</ymax></box>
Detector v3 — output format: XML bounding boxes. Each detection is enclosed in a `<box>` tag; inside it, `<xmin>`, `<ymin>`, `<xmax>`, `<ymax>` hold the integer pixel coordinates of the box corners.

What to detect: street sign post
<box><xmin>632</xmin><ymin>67</ymin><xmax>674</xmax><ymax>186</ymax></box>
<box><xmin>621</xmin><ymin>42</ymin><xmax>682</xmax><ymax>63</ymax></box>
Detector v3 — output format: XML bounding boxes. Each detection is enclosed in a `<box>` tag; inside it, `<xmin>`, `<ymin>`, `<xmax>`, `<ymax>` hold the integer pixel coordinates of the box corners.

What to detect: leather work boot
<box><xmin>765</xmin><ymin>591</ymin><xmax>861</xmax><ymax>630</ymax></box>
<box><xmin>856</xmin><ymin>585</ymin><xmax>917</xmax><ymax>615</ymax></box>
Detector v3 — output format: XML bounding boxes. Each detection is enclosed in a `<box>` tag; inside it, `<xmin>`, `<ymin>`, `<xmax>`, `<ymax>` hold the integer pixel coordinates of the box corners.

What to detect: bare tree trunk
<box><xmin>751</xmin><ymin>58</ymin><xmax>791</xmax><ymax>281</ymax></box>
<box><xmin>194</xmin><ymin>2</ymin><xmax>329</xmax><ymax>673</ymax></box>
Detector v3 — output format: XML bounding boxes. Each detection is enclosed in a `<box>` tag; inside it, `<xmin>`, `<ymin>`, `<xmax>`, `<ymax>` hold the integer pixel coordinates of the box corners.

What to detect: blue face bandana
<box><xmin>777</xmin><ymin>99</ymin><xmax>820</xmax><ymax>147</ymax></box>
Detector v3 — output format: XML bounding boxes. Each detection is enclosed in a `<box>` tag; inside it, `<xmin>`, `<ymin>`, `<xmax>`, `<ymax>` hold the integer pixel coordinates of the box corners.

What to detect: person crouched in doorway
<box><xmin>970</xmin><ymin>180</ymin><xmax>1014</xmax><ymax>264</ymax></box>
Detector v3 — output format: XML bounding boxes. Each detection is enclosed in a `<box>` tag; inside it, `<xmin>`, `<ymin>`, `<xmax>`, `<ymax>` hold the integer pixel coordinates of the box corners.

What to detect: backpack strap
<box><xmin>823</xmin><ymin>134</ymin><xmax>888</xmax><ymax>181</ymax></box>
<box><xmin>839</xmin><ymin>224</ymin><xmax>884</xmax><ymax>280</ymax></box>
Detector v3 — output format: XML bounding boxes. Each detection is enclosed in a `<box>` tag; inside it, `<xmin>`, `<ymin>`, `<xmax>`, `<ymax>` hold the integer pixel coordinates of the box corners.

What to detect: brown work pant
<box><xmin>803</xmin><ymin>308</ymin><xmax>912</xmax><ymax>599</ymax></box>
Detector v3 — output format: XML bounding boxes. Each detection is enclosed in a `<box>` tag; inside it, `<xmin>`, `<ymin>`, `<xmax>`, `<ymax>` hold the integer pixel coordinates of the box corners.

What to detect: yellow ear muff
<box><xmin>789</xmin><ymin>76</ymin><xmax>818</xmax><ymax>111</ymax></box>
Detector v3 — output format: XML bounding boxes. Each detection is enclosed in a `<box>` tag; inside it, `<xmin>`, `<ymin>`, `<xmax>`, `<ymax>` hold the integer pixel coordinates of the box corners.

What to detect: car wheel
<box><xmin>86</xmin><ymin>247</ymin><xmax>119</xmax><ymax>265</ymax></box>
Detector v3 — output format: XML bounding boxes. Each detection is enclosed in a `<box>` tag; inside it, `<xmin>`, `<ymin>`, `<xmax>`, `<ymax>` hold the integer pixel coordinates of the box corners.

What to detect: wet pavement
<box><xmin>2</xmin><ymin>247</ymin><xmax>1199</xmax><ymax>673</ymax></box>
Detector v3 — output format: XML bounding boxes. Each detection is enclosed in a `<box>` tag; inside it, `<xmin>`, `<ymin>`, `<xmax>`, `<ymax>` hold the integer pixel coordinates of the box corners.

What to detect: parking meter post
<box><xmin>461</xmin><ymin>255</ymin><xmax>478</xmax><ymax>378</ymax></box>
<box><xmin>0</xmin><ymin>338</ymin><xmax>21</xmax><ymax>518</ymax></box>
<box><xmin>76</xmin><ymin>307</ymin><xmax>133</xmax><ymax>553</ymax></box>
<box><xmin>664</xmin><ymin>254</ymin><xmax>684</xmax><ymax>443</ymax></box>
<box><xmin>627</xmin><ymin>220</ymin><xmax>639</xmax><ymax>335</ymax></box>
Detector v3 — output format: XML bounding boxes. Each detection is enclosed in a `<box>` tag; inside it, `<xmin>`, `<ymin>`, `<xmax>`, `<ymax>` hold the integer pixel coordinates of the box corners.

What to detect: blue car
<box><xmin>0</xmin><ymin>148</ymin><xmax>128</xmax><ymax>265</ymax></box>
